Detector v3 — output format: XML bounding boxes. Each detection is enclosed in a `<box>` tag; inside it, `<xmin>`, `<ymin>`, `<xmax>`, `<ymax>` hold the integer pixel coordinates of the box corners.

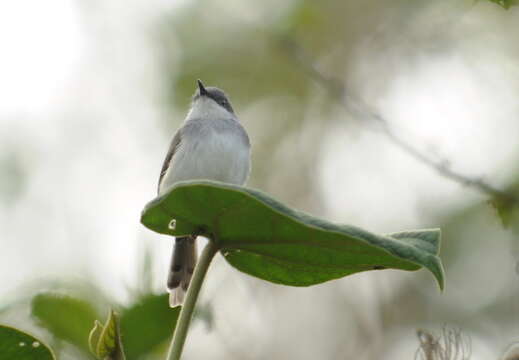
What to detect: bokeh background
<box><xmin>1</xmin><ymin>0</ymin><xmax>519</xmax><ymax>359</ymax></box>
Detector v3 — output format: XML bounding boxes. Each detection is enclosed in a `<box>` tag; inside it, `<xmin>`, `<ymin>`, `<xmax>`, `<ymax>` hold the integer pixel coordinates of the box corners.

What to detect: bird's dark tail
<box><xmin>167</xmin><ymin>236</ymin><xmax>197</xmax><ymax>307</ymax></box>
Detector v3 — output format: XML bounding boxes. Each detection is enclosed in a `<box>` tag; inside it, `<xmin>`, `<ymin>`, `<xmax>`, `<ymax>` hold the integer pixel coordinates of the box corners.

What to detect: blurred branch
<box><xmin>280</xmin><ymin>37</ymin><xmax>519</xmax><ymax>207</ymax></box>
<box><xmin>501</xmin><ymin>342</ymin><xmax>519</xmax><ymax>360</ymax></box>
<box><xmin>415</xmin><ymin>327</ymin><xmax>471</xmax><ymax>360</ymax></box>
<box><xmin>416</xmin><ymin>330</ymin><xmax>438</xmax><ymax>360</ymax></box>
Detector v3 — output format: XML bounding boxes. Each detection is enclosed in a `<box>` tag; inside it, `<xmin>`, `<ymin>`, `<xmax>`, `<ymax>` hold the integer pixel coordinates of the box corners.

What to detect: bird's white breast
<box><xmin>159</xmin><ymin>99</ymin><xmax>251</xmax><ymax>195</ymax></box>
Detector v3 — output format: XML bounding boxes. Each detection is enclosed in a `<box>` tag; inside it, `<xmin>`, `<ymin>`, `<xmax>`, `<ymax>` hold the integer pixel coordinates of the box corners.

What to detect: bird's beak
<box><xmin>197</xmin><ymin>79</ymin><xmax>208</xmax><ymax>96</ymax></box>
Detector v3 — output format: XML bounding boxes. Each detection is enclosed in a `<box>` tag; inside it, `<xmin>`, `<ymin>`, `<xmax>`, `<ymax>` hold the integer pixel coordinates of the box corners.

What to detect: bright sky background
<box><xmin>0</xmin><ymin>0</ymin><xmax>83</xmax><ymax>116</ymax></box>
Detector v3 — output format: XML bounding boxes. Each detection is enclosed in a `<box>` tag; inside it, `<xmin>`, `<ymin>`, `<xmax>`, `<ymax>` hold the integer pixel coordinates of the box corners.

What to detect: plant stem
<box><xmin>166</xmin><ymin>240</ymin><xmax>219</xmax><ymax>360</ymax></box>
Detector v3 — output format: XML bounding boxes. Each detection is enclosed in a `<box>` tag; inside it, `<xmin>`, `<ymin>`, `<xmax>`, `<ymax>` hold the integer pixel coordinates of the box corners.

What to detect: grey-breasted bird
<box><xmin>158</xmin><ymin>80</ymin><xmax>251</xmax><ymax>307</ymax></box>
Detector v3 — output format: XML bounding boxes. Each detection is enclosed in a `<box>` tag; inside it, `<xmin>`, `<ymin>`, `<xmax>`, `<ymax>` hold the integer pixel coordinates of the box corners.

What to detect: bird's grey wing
<box><xmin>158</xmin><ymin>128</ymin><xmax>182</xmax><ymax>194</ymax></box>
<box><xmin>237</xmin><ymin>122</ymin><xmax>250</xmax><ymax>147</ymax></box>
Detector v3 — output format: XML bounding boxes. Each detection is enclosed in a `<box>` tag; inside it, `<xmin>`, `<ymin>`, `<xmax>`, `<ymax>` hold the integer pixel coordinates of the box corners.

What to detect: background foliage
<box><xmin>1</xmin><ymin>0</ymin><xmax>519</xmax><ymax>359</ymax></box>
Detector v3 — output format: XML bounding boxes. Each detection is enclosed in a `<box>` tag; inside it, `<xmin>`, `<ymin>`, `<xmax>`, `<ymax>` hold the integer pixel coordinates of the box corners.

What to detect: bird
<box><xmin>157</xmin><ymin>79</ymin><xmax>251</xmax><ymax>307</ymax></box>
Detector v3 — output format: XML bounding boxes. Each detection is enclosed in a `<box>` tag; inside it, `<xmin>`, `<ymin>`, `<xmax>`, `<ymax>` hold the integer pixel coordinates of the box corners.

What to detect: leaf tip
<box><xmin>91</xmin><ymin>309</ymin><xmax>126</xmax><ymax>360</ymax></box>
<box><xmin>431</xmin><ymin>258</ymin><xmax>446</xmax><ymax>292</ymax></box>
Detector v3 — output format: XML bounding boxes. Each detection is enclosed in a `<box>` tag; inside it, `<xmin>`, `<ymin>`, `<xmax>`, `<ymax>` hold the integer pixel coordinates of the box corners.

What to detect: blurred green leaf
<box><xmin>487</xmin><ymin>0</ymin><xmax>519</xmax><ymax>9</ymax></box>
<box><xmin>159</xmin><ymin>11</ymin><xmax>315</xmax><ymax>110</ymax></box>
<box><xmin>120</xmin><ymin>294</ymin><xmax>180</xmax><ymax>359</ymax></box>
<box><xmin>0</xmin><ymin>325</ymin><xmax>55</xmax><ymax>360</ymax></box>
<box><xmin>31</xmin><ymin>293</ymin><xmax>99</xmax><ymax>353</ymax></box>
<box><xmin>489</xmin><ymin>196</ymin><xmax>516</xmax><ymax>228</ymax></box>
<box><xmin>141</xmin><ymin>181</ymin><xmax>444</xmax><ymax>290</ymax></box>
<box><xmin>281</xmin><ymin>2</ymin><xmax>324</xmax><ymax>36</ymax></box>
<box><xmin>488</xmin><ymin>181</ymin><xmax>519</xmax><ymax>228</ymax></box>
<box><xmin>95</xmin><ymin>310</ymin><xmax>125</xmax><ymax>360</ymax></box>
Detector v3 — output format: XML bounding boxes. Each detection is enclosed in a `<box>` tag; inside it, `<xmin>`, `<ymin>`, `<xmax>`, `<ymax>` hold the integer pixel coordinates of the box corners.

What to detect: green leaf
<box><xmin>486</xmin><ymin>0</ymin><xmax>519</xmax><ymax>9</ymax></box>
<box><xmin>31</xmin><ymin>293</ymin><xmax>100</xmax><ymax>353</ymax></box>
<box><xmin>488</xmin><ymin>180</ymin><xmax>519</xmax><ymax>228</ymax></box>
<box><xmin>119</xmin><ymin>294</ymin><xmax>180</xmax><ymax>359</ymax></box>
<box><xmin>95</xmin><ymin>310</ymin><xmax>125</xmax><ymax>360</ymax></box>
<box><xmin>141</xmin><ymin>181</ymin><xmax>444</xmax><ymax>290</ymax></box>
<box><xmin>0</xmin><ymin>325</ymin><xmax>55</xmax><ymax>360</ymax></box>
<box><xmin>88</xmin><ymin>320</ymin><xmax>103</xmax><ymax>356</ymax></box>
<box><xmin>489</xmin><ymin>195</ymin><xmax>516</xmax><ymax>228</ymax></box>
